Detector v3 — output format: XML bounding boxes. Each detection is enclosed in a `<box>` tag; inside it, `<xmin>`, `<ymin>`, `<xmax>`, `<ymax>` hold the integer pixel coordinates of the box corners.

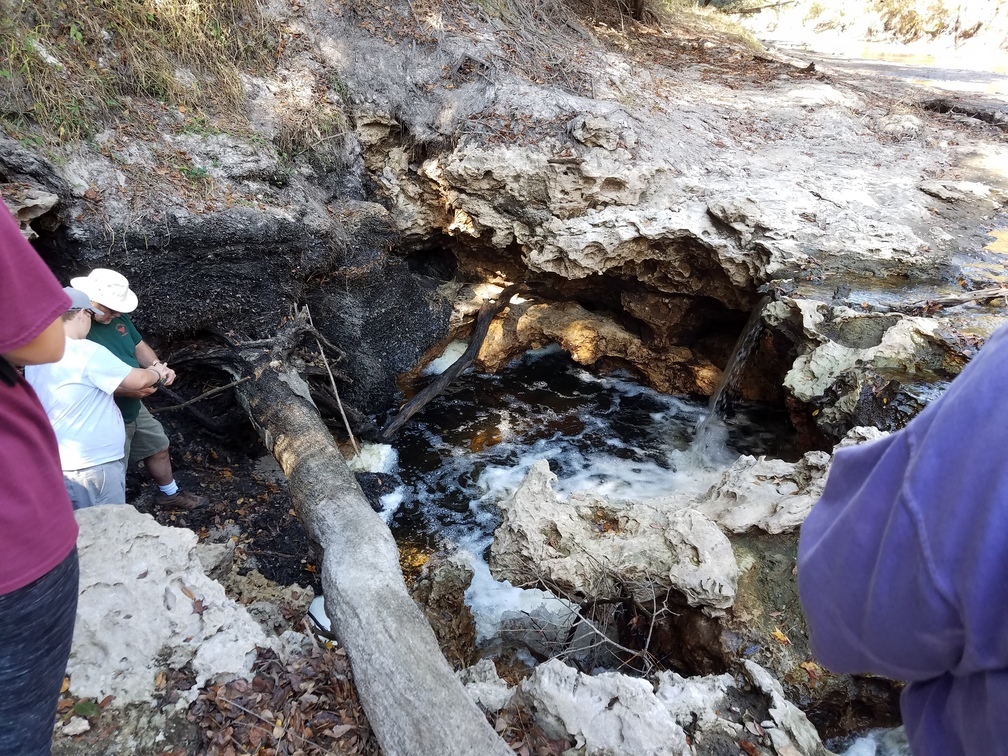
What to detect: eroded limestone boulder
<box><xmin>490</xmin><ymin>460</ymin><xmax>738</xmax><ymax>613</ymax></box>
<box><xmin>766</xmin><ymin>297</ymin><xmax>970</xmax><ymax>437</ymax></box>
<box><xmin>1</xmin><ymin>182</ymin><xmax>59</xmax><ymax>238</ymax></box>
<box><xmin>458</xmin><ymin>658</ymin><xmax>515</xmax><ymax>712</ymax></box>
<box><xmin>693</xmin><ymin>451</ymin><xmax>831</xmax><ymax>535</ymax></box>
<box><xmin>517</xmin><ymin>658</ymin><xmax>690</xmax><ymax>756</ymax></box>
<box><xmin>512</xmin><ymin>658</ymin><xmax>831</xmax><ymax>756</ymax></box>
<box><xmin>70</xmin><ymin>505</ymin><xmax>274</xmax><ymax>704</ymax></box>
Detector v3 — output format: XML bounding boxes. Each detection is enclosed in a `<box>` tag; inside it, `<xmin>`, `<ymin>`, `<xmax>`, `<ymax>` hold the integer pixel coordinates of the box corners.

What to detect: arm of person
<box><xmin>799</xmin><ymin>329</ymin><xmax>1008</xmax><ymax>684</ymax></box>
<box><xmin>114</xmin><ymin>384</ymin><xmax>157</xmax><ymax>399</ymax></box>
<box><xmin>118</xmin><ymin>365</ymin><xmax>168</xmax><ymax>393</ymax></box>
<box><xmin>135</xmin><ymin>339</ymin><xmax>176</xmax><ymax>386</ymax></box>
<box><xmin>1</xmin><ymin>318</ymin><xmax>65</xmax><ymax>366</ymax></box>
<box><xmin>0</xmin><ymin>199</ymin><xmax>70</xmax><ymax>365</ymax></box>
<box><xmin>797</xmin><ymin>435</ymin><xmax>964</xmax><ymax>682</ymax></box>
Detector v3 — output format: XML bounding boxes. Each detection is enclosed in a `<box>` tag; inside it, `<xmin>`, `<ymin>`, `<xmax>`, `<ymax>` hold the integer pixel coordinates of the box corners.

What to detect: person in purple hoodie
<box><xmin>798</xmin><ymin>325</ymin><xmax>1008</xmax><ymax>755</ymax></box>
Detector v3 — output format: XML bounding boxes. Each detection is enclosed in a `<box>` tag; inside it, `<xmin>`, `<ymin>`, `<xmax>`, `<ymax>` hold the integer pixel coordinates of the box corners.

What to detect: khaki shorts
<box><xmin>124</xmin><ymin>404</ymin><xmax>170</xmax><ymax>466</ymax></box>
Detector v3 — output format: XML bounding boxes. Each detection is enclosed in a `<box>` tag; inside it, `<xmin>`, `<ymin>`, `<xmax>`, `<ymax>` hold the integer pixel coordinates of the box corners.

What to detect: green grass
<box><xmin>0</xmin><ymin>0</ymin><xmax>278</xmax><ymax>142</ymax></box>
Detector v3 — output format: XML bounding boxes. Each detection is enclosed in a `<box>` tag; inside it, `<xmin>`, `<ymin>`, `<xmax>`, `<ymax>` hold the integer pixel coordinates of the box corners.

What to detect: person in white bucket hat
<box><xmin>70</xmin><ymin>268</ymin><xmax>208</xmax><ymax>510</ymax></box>
<box><xmin>70</xmin><ymin>268</ymin><xmax>138</xmax><ymax>314</ymax></box>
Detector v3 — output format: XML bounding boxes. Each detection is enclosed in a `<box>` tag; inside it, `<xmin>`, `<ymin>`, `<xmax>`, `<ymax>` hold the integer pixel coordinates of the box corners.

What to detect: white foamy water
<box><xmin>461</xmin><ymin>552</ymin><xmax>578</xmax><ymax>642</ymax></box>
<box><xmin>422</xmin><ymin>339</ymin><xmax>469</xmax><ymax>376</ymax></box>
<box><xmin>377</xmin><ymin>488</ymin><xmax>405</xmax><ymax>524</ymax></box>
<box><xmin>835</xmin><ymin>728</ymin><xmax>910</xmax><ymax>756</ymax></box>
<box><xmin>385</xmin><ymin>346</ymin><xmax>796</xmax><ymax>641</ymax></box>
<box><xmin>347</xmin><ymin>441</ymin><xmax>398</xmax><ymax>473</ymax></box>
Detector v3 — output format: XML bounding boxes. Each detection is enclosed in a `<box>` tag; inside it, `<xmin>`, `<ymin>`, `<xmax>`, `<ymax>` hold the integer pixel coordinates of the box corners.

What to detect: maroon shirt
<box><xmin>0</xmin><ymin>200</ymin><xmax>78</xmax><ymax>594</ymax></box>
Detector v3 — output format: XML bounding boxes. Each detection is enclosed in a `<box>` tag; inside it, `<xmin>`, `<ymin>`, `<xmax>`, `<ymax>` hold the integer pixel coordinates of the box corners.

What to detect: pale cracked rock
<box><xmin>693</xmin><ymin>451</ymin><xmax>831</xmax><ymax>535</ymax></box>
<box><xmin>516</xmin><ymin>658</ymin><xmax>831</xmax><ymax>756</ymax></box>
<box><xmin>70</xmin><ymin>505</ymin><xmax>273</xmax><ymax>705</ymax></box>
<box><xmin>490</xmin><ymin>460</ymin><xmax>738</xmax><ymax>612</ymax></box>
<box><xmin>766</xmin><ymin>296</ymin><xmax>968</xmax><ymax>433</ymax></box>
<box><xmin>744</xmin><ymin>660</ymin><xmax>828</xmax><ymax>756</ymax></box>
<box><xmin>518</xmin><ymin>658</ymin><xmax>689</xmax><ymax>756</ymax></box>
<box><xmin>458</xmin><ymin>658</ymin><xmax>515</xmax><ymax>712</ymax></box>
<box><xmin>0</xmin><ymin>183</ymin><xmax>59</xmax><ymax>239</ymax></box>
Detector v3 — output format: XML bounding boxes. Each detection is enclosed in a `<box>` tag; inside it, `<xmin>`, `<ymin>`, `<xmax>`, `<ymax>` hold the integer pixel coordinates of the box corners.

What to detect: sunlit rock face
<box><xmin>341</xmin><ymin>4</ymin><xmax>1008</xmax><ymax>414</ymax></box>
<box><xmin>476</xmin><ymin>299</ymin><xmax>722</xmax><ymax>395</ymax></box>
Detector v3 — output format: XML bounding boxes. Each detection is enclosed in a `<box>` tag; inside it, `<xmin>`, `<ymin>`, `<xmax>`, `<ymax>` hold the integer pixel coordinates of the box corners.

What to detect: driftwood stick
<box><xmin>149</xmin><ymin>377</ymin><xmax>252</xmax><ymax>414</ymax></box>
<box><xmin>153</xmin><ymin>385</ymin><xmax>233</xmax><ymax>434</ymax></box>
<box><xmin>381</xmin><ymin>284</ymin><xmax>520</xmax><ymax>439</ymax></box>
<box><xmin>724</xmin><ymin>0</ymin><xmax>796</xmax><ymax>14</ymax></box>
<box><xmin>236</xmin><ymin>321</ymin><xmax>344</xmax><ymax>359</ymax></box>
<box><xmin>845</xmin><ymin>286</ymin><xmax>1008</xmax><ymax>314</ymax></box>
<box><xmin>908</xmin><ymin>287</ymin><xmax>1008</xmax><ymax>310</ymax></box>
<box><xmin>305</xmin><ymin>303</ymin><xmax>359</xmax><ymax>456</ymax></box>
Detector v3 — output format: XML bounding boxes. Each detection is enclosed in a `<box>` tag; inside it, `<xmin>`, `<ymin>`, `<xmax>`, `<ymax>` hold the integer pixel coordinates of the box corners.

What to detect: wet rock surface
<box><xmin>488</xmin><ymin>440</ymin><xmax>905</xmax><ymax>745</ymax></box>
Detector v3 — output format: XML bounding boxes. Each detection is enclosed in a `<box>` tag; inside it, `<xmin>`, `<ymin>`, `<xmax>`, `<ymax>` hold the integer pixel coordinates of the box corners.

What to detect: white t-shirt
<box><xmin>25</xmin><ymin>337</ymin><xmax>133</xmax><ymax>470</ymax></box>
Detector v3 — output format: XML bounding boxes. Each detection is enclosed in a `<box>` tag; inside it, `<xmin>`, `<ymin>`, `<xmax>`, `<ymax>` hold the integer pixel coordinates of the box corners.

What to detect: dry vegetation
<box><xmin>0</xmin><ymin>0</ymin><xmax>762</xmax><ymax>147</ymax></box>
<box><xmin>0</xmin><ymin>0</ymin><xmax>277</xmax><ymax>141</ymax></box>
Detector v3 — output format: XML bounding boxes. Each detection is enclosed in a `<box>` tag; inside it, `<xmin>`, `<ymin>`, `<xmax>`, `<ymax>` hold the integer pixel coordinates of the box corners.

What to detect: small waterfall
<box><xmin>689</xmin><ymin>297</ymin><xmax>770</xmax><ymax>467</ymax></box>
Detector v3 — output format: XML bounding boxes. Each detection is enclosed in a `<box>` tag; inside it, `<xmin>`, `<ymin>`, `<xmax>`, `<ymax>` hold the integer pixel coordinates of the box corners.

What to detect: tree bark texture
<box><xmin>236</xmin><ymin>365</ymin><xmax>511</xmax><ymax>756</ymax></box>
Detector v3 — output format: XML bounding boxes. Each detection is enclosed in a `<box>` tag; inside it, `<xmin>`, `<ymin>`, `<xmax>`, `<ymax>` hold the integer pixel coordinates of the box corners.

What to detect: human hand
<box><xmin>150</xmin><ymin>361</ymin><xmax>174</xmax><ymax>387</ymax></box>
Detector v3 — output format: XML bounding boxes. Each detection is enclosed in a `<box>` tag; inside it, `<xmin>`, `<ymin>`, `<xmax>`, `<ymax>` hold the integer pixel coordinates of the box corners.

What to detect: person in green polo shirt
<box><xmin>71</xmin><ymin>269</ymin><xmax>208</xmax><ymax>510</ymax></box>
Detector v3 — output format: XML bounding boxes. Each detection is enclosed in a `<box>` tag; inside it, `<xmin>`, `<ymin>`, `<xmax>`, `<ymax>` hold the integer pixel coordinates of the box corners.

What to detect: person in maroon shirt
<box><xmin>0</xmin><ymin>200</ymin><xmax>80</xmax><ymax>755</ymax></box>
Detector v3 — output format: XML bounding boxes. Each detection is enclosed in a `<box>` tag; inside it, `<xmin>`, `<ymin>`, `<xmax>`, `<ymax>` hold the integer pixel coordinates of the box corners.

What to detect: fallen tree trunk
<box><xmin>234</xmin><ymin>356</ymin><xmax>511</xmax><ymax>756</ymax></box>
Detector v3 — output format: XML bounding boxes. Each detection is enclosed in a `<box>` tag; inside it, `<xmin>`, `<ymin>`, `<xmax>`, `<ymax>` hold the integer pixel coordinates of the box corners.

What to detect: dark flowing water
<box><xmin>378</xmin><ymin>345</ymin><xmax>797</xmax><ymax>554</ymax></box>
<box><xmin>350</xmin><ymin>344</ymin><xmax>796</xmax><ymax>638</ymax></box>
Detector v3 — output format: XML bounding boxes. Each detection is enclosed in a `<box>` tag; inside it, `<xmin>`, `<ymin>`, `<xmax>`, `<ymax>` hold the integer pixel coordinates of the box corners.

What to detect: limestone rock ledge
<box><xmin>459</xmin><ymin>656</ymin><xmax>833</xmax><ymax>756</ymax></box>
<box><xmin>70</xmin><ymin>505</ymin><xmax>276</xmax><ymax>705</ymax></box>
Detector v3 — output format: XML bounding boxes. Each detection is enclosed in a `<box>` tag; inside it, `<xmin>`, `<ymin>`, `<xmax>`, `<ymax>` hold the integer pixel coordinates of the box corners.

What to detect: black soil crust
<box><xmin>126</xmin><ymin>405</ymin><xmax>324</xmax><ymax>593</ymax></box>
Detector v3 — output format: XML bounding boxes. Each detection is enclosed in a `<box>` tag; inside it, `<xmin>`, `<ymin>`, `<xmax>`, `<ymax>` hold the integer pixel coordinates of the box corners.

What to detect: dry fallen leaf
<box><xmin>800</xmin><ymin>660</ymin><xmax>823</xmax><ymax>683</ymax></box>
<box><xmin>770</xmin><ymin>626</ymin><xmax>791</xmax><ymax>645</ymax></box>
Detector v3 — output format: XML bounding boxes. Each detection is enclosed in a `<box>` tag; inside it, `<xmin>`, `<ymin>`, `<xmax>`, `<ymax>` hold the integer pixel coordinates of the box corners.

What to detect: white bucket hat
<box><xmin>70</xmin><ymin>268</ymin><xmax>138</xmax><ymax>314</ymax></box>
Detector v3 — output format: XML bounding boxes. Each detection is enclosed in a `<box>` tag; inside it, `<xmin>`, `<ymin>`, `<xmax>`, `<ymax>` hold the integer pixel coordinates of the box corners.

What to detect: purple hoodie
<box><xmin>798</xmin><ymin>325</ymin><xmax>1008</xmax><ymax>755</ymax></box>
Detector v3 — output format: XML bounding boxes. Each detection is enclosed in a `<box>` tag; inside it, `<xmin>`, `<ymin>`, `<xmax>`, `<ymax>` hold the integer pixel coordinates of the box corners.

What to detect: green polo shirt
<box><xmin>87</xmin><ymin>314</ymin><xmax>143</xmax><ymax>423</ymax></box>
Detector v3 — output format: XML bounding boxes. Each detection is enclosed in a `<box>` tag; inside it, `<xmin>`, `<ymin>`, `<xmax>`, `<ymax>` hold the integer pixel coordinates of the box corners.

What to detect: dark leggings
<box><xmin>0</xmin><ymin>549</ymin><xmax>79</xmax><ymax>756</ymax></box>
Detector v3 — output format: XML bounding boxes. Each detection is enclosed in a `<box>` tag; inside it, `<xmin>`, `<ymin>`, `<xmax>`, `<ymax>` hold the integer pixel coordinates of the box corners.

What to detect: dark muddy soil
<box><xmin>127</xmin><ymin>393</ymin><xmax>321</xmax><ymax>591</ymax></box>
